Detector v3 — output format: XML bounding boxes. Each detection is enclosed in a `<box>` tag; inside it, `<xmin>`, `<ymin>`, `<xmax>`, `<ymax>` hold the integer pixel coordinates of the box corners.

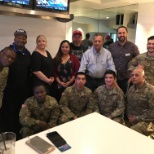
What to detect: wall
<box><xmin>0</xmin><ymin>15</ymin><xmax>72</xmax><ymax>57</ymax></box>
<box><xmin>73</xmin><ymin>16</ymin><xmax>136</xmax><ymax>43</ymax></box>
<box><xmin>136</xmin><ymin>1</ymin><xmax>154</xmax><ymax>53</ymax></box>
<box><xmin>127</xmin><ymin>28</ymin><xmax>136</xmax><ymax>43</ymax></box>
<box><xmin>109</xmin><ymin>16</ymin><xmax>137</xmax><ymax>43</ymax></box>
<box><xmin>73</xmin><ymin>16</ymin><xmax>116</xmax><ymax>33</ymax></box>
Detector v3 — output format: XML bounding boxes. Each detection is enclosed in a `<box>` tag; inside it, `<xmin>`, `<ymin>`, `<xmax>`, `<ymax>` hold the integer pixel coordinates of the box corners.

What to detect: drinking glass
<box><xmin>0</xmin><ymin>132</ymin><xmax>16</xmax><ymax>154</ymax></box>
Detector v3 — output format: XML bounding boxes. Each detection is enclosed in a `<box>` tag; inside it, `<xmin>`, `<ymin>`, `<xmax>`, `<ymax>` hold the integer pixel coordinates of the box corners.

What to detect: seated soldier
<box><xmin>126</xmin><ymin>68</ymin><xmax>154</xmax><ymax>136</ymax></box>
<box><xmin>59</xmin><ymin>72</ymin><xmax>98</xmax><ymax>124</ymax></box>
<box><xmin>19</xmin><ymin>83</ymin><xmax>60</xmax><ymax>138</ymax></box>
<box><xmin>93</xmin><ymin>70</ymin><xmax>125</xmax><ymax>124</ymax></box>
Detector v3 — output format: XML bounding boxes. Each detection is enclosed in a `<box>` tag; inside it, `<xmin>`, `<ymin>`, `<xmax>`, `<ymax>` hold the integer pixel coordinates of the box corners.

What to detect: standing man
<box><xmin>79</xmin><ymin>33</ymin><xmax>116</xmax><ymax>92</ymax></box>
<box><xmin>1</xmin><ymin>29</ymin><xmax>31</xmax><ymax>140</ymax></box>
<box><xmin>108</xmin><ymin>26</ymin><xmax>139</xmax><ymax>94</ymax></box>
<box><xmin>59</xmin><ymin>72</ymin><xmax>97</xmax><ymax>124</ymax></box>
<box><xmin>0</xmin><ymin>47</ymin><xmax>16</xmax><ymax>131</ymax></box>
<box><xmin>70</xmin><ymin>30</ymin><xmax>87</xmax><ymax>62</ymax></box>
<box><xmin>19</xmin><ymin>84</ymin><xmax>60</xmax><ymax>138</ymax></box>
<box><xmin>126</xmin><ymin>68</ymin><xmax>154</xmax><ymax>136</ymax></box>
<box><xmin>94</xmin><ymin>70</ymin><xmax>125</xmax><ymax>123</ymax></box>
<box><xmin>0</xmin><ymin>47</ymin><xmax>16</xmax><ymax>108</ymax></box>
<box><xmin>128</xmin><ymin>35</ymin><xmax>154</xmax><ymax>85</ymax></box>
<box><xmin>81</xmin><ymin>33</ymin><xmax>93</xmax><ymax>50</ymax></box>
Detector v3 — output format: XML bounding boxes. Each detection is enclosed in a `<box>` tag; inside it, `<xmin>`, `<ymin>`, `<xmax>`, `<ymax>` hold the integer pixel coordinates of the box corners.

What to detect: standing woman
<box><xmin>54</xmin><ymin>40</ymin><xmax>80</xmax><ymax>102</ymax></box>
<box><xmin>31</xmin><ymin>35</ymin><xmax>54</xmax><ymax>96</ymax></box>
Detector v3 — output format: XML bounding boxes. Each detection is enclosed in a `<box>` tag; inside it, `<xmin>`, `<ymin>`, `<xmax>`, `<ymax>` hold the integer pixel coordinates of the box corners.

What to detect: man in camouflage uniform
<box><xmin>126</xmin><ymin>68</ymin><xmax>154</xmax><ymax>136</ymax></box>
<box><xmin>93</xmin><ymin>70</ymin><xmax>125</xmax><ymax>123</ymax></box>
<box><xmin>128</xmin><ymin>35</ymin><xmax>154</xmax><ymax>85</ymax></box>
<box><xmin>59</xmin><ymin>72</ymin><xmax>97</xmax><ymax>124</ymax></box>
<box><xmin>0</xmin><ymin>46</ymin><xmax>16</xmax><ymax>108</ymax></box>
<box><xmin>0</xmin><ymin>47</ymin><xmax>16</xmax><ymax>131</ymax></box>
<box><xmin>19</xmin><ymin>84</ymin><xmax>60</xmax><ymax>138</ymax></box>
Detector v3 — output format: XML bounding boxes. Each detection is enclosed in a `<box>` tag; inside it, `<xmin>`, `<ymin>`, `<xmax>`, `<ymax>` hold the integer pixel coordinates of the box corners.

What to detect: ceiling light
<box><xmin>106</xmin><ymin>17</ymin><xmax>109</xmax><ymax>19</ymax></box>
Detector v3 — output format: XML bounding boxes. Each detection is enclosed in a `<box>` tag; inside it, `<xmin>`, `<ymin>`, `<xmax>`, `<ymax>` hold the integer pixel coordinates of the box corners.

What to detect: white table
<box><xmin>16</xmin><ymin>112</ymin><xmax>154</xmax><ymax>154</ymax></box>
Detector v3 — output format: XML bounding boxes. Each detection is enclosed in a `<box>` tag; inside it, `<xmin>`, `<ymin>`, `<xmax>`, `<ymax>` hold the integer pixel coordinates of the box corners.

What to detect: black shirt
<box><xmin>31</xmin><ymin>51</ymin><xmax>54</xmax><ymax>85</ymax></box>
<box><xmin>70</xmin><ymin>43</ymin><xmax>87</xmax><ymax>62</ymax></box>
<box><xmin>7</xmin><ymin>45</ymin><xmax>31</xmax><ymax>89</ymax></box>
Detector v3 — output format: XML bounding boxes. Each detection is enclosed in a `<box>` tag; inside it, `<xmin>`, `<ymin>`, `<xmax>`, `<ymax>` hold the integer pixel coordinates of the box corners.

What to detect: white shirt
<box><xmin>79</xmin><ymin>46</ymin><xmax>116</xmax><ymax>78</ymax></box>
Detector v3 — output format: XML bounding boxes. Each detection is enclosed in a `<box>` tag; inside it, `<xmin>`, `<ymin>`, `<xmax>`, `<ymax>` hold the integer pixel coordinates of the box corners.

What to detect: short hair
<box><xmin>93</xmin><ymin>33</ymin><xmax>103</xmax><ymax>40</ymax></box>
<box><xmin>147</xmin><ymin>36</ymin><xmax>154</xmax><ymax>41</ymax></box>
<box><xmin>86</xmin><ymin>33</ymin><xmax>90</xmax><ymax>39</ymax></box>
<box><xmin>75</xmin><ymin>72</ymin><xmax>86</xmax><ymax>79</ymax></box>
<box><xmin>1</xmin><ymin>46</ymin><xmax>15</xmax><ymax>53</ymax></box>
<box><xmin>117</xmin><ymin>26</ymin><xmax>128</xmax><ymax>33</ymax></box>
<box><xmin>132</xmin><ymin>67</ymin><xmax>145</xmax><ymax>76</ymax></box>
<box><xmin>33</xmin><ymin>83</ymin><xmax>47</xmax><ymax>91</ymax></box>
<box><xmin>104</xmin><ymin>70</ymin><xmax>117</xmax><ymax>79</ymax></box>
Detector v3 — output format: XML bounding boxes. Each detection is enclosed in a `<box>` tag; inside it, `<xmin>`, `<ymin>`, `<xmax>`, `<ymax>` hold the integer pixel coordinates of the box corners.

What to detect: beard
<box><xmin>118</xmin><ymin>36</ymin><xmax>126</xmax><ymax>42</ymax></box>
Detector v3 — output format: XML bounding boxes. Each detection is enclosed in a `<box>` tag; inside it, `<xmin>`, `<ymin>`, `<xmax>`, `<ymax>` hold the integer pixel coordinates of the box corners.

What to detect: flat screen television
<box><xmin>0</xmin><ymin>0</ymin><xmax>33</xmax><ymax>9</ymax></box>
<box><xmin>34</xmin><ymin>0</ymin><xmax>69</xmax><ymax>14</ymax></box>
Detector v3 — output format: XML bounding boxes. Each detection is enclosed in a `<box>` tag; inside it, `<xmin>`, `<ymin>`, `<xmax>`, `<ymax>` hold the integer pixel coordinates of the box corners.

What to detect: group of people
<box><xmin>0</xmin><ymin>25</ymin><xmax>154</xmax><ymax>140</ymax></box>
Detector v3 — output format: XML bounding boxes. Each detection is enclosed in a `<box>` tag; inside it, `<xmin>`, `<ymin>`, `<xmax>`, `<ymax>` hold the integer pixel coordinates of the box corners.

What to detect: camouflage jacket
<box><xmin>0</xmin><ymin>67</ymin><xmax>8</xmax><ymax>108</ymax></box>
<box><xmin>59</xmin><ymin>85</ymin><xmax>97</xmax><ymax>119</ymax></box>
<box><xmin>94</xmin><ymin>85</ymin><xmax>125</xmax><ymax>118</ymax></box>
<box><xmin>126</xmin><ymin>82</ymin><xmax>154</xmax><ymax>122</ymax></box>
<box><xmin>19</xmin><ymin>95</ymin><xmax>60</xmax><ymax>128</ymax></box>
<box><xmin>128</xmin><ymin>52</ymin><xmax>154</xmax><ymax>85</ymax></box>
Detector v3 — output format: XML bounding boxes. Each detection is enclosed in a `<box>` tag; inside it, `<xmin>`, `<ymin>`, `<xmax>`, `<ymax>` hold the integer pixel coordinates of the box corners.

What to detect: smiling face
<box><xmin>105</xmin><ymin>74</ymin><xmax>115</xmax><ymax>88</ymax></box>
<box><xmin>147</xmin><ymin>39</ymin><xmax>154</xmax><ymax>55</ymax></box>
<box><xmin>117</xmin><ymin>27</ymin><xmax>128</xmax><ymax>43</ymax></box>
<box><xmin>36</xmin><ymin>35</ymin><xmax>47</xmax><ymax>50</ymax></box>
<box><xmin>61</xmin><ymin>42</ymin><xmax>70</xmax><ymax>55</ymax></box>
<box><xmin>14</xmin><ymin>34</ymin><xmax>27</xmax><ymax>48</ymax></box>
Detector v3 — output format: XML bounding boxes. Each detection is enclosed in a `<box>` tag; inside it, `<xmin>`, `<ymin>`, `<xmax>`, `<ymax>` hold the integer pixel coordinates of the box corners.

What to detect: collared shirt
<box><xmin>79</xmin><ymin>46</ymin><xmax>116</xmax><ymax>78</ymax></box>
<box><xmin>128</xmin><ymin>52</ymin><xmax>154</xmax><ymax>85</ymax></box>
<box><xmin>108</xmin><ymin>41</ymin><xmax>139</xmax><ymax>80</ymax></box>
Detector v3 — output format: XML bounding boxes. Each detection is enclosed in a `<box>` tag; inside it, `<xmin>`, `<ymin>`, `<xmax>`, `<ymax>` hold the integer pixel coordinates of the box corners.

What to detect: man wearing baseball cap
<box><xmin>14</xmin><ymin>29</ymin><xmax>27</xmax><ymax>37</ymax></box>
<box><xmin>1</xmin><ymin>29</ymin><xmax>31</xmax><ymax>140</ymax></box>
<box><xmin>70</xmin><ymin>30</ymin><xmax>87</xmax><ymax>62</ymax></box>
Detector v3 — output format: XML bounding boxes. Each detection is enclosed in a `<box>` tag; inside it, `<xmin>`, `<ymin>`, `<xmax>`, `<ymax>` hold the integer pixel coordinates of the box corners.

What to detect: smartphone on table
<box><xmin>46</xmin><ymin>131</ymin><xmax>71</xmax><ymax>152</ymax></box>
<box><xmin>26</xmin><ymin>136</ymin><xmax>55</xmax><ymax>154</ymax></box>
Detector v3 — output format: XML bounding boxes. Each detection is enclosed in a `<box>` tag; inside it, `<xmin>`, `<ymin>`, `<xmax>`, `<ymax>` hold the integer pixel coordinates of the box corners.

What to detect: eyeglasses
<box><xmin>130</xmin><ymin>74</ymin><xmax>140</xmax><ymax>77</ymax></box>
